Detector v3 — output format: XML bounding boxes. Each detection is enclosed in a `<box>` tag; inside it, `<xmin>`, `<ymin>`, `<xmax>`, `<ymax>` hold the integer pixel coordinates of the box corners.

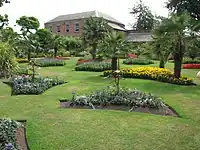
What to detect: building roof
<box><xmin>126</xmin><ymin>32</ymin><xmax>153</xmax><ymax>42</ymax></box>
<box><xmin>108</xmin><ymin>22</ymin><xmax>126</xmax><ymax>31</ymax></box>
<box><xmin>46</xmin><ymin>10</ymin><xmax>124</xmax><ymax>26</ymax></box>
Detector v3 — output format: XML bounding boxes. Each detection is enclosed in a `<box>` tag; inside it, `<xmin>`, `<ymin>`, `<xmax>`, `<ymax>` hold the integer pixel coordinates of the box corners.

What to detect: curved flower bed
<box><xmin>75</xmin><ymin>62</ymin><xmax>111</xmax><ymax>72</ymax></box>
<box><xmin>183</xmin><ymin>64</ymin><xmax>200</xmax><ymax>69</ymax></box>
<box><xmin>104</xmin><ymin>67</ymin><xmax>195</xmax><ymax>85</ymax></box>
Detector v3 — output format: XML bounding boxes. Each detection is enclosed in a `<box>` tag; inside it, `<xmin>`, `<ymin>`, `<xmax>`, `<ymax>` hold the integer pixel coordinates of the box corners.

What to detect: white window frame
<box><xmin>74</xmin><ymin>23</ymin><xmax>79</xmax><ymax>32</ymax></box>
<box><xmin>66</xmin><ymin>24</ymin><xmax>70</xmax><ymax>32</ymax></box>
<box><xmin>56</xmin><ymin>24</ymin><xmax>61</xmax><ymax>32</ymax></box>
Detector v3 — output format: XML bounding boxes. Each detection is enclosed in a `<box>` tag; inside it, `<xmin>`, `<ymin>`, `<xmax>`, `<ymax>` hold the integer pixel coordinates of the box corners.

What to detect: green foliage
<box><xmin>72</xmin><ymin>86</ymin><xmax>164</xmax><ymax>109</ymax></box>
<box><xmin>82</xmin><ymin>17</ymin><xmax>108</xmax><ymax>59</ymax></box>
<box><xmin>104</xmin><ymin>67</ymin><xmax>194</xmax><ymax>85</ymax></box>
<box><xmin>0</xmin><ymin>42</ymin><xmax>18</xmax><ymax>78</ymax></box>
<box><xmin>0</xmin><ymin>118</ymin><xmax>21</xmax><ymax>150</ymax></box>
<box><xmin>35</xmin><ymin>58</ymin><xmax>66</xmax><ymax>67</ymax></box>
<box><xmin>75</xmin><ymin>62</ymin><xmax>111</xmax><ymax>72</ymax></box>
<box><xmin>167</xmin><ymin>0</ymin><xmax>200</xmax><ymax>20</ymax></box>
<box><xmin>11</xmin><ymin>76</ymin><xmax>65</xmax><ymax>95</ymax></box>
<box><xmin>130</xmin><ymin>0</ymin><xmax>155</xmax><ymax>31</ymax></box>
<box><xmin>183</xmin><ymin>58</ymin><xmax>200</xmax><ymax>64</ymax></box>
<box><xmin>123</xmin><ymin>58</ymin><xmax>154</xmax><ymax>65</ymax></box>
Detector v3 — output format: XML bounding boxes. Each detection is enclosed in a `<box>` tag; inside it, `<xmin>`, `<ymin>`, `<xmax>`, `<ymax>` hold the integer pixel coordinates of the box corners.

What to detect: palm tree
<box><xmin>100</xmin><ymin>32</ymin><xmax>130</xmax><ymax>71</ymax></box>
<box><xmin>154</xmin><ymin>13</ymin><xmax>192</xmax><ymax>78</ymax></box>
<box><xmin>82</xmin><ymin>17</ymin><xmax>108</xmax><ymax>59</ymax></box>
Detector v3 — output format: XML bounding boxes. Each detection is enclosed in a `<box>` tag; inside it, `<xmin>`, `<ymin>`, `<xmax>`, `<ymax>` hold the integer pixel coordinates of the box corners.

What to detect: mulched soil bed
<box><xmin>59</xmin><ymin>100</ymin><xmax>180</xmax><ymax>117</ymax></box>
<box><xmin>16</xmin><ymin>120</ymin><xmax>30</xmax><ymax>150</ymax></box>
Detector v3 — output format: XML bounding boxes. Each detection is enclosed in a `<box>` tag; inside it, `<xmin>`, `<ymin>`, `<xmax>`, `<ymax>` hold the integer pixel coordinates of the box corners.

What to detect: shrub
<box><xmin>183</xmin><ymin>64</ymin><xmax>200</xmax><ymax>69</ymax></box>
<box><xmin>123</xmin><ymin>58</ymin><xmax>154</xmax><ymax>65</ymax></box>
<box><xmin>0</xmin><ymin>42</ymin><xmax>18</xmax><ymax>78</ymax></box>
<box><xmin>15</xmin><ymin>67</ymin><xmax>29</xmax><ymax>75</ymax></box>
<box><xmin>75</xmin><ymin>62</ymin><xmax>111</xmax><ymax>72</ymax></box>
<box><xmin>10</xmin><ymin>76</ymin><xmax>65</xmax><ymax>95</ymax></box>
<box><xmin>72</xmin><ymin>86</ymin><xmax>164</xmax><ymax>109</ymax></box>
<box><xmin>16</xmin><ymin>58</ymin><xmax>29</xmax><ymax>63</ymax></box>
<box><xmin>0</xmin><ymin>118</ymin><xmax>21</xmax><ymax>150</ymax></box>
<box><xmin>35</xmin><ymin>58</ymin><xmax>66</xmax><ymax>67</ymax></box>
<box><xmin>183</xmin><ymin>60</ymin><xmax>200</xmax><ymax>64</ymax></box>
<box><xmin>104</xmin><ymin>67</ymin><xmax>194</xmax><ymax>85</ymax></box>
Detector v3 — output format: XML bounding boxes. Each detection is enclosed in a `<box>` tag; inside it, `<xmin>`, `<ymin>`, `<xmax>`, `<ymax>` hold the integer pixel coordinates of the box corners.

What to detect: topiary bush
<box><xmin>123</xmin><ymin>58</ymin><xmax>154</xmax><ymax>65</ymax></box>
<box><xmin>10</xmin><ymin>76</ymin><xmax>65</xmax><ymax>95</ymax></box>
<box><xmin>75</xmin><ymin>62</ymin><xmax>111</xmax><ymax>72</ymax></box>
<box><xmin>104</xmin><ymin>67</ymin><xmax>195</xmax><ymax>85</ymax></box>
<box><xmin>0</xmin><ymin>118</ymin><xmax>21</xmax><ymax>150</ymax></box>
<box><xmin>72</xmin><ymin>86</ymin><xmax>164</xmax><ymax>109</ymax></box>
<box><xmin>35</xmin><ymin>58</ymin><xmax>66</xmax><ymax>67</ymax></box>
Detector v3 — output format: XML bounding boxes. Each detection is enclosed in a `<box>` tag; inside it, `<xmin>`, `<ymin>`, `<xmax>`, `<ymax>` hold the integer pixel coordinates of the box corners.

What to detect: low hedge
<box><xmin>16</xmin><ymin>58</ymin><xmax>29</xmax><ymax>63</ymax></box>
<box><xmin>35</xmin><ymin>58</ymin><xmax>66</xmax><ymax>67</ymax></box>
<box><xmin>123</xmin><ymin>58</ymin><xmax>154</xmax><ymax>65</ymax></box>
<box><xmin>183</xmin><ymin>60</ymin><xmax>200</xmax><ymax>64</ymax></box>
<box><xmin>75</xmin><ymin>62</ymin><xmax>111</xmax><ymax>72</ymax></box>
<box><xmin>183</xmin><ymin>64</ymin><xmax>200</xmax><ymax>69</ymax></box>
<box><xmin>10</xmin><ymin>76</ymin><xmax>65</xmax><ymax>95</ymax></box>
<box><xmin>103</xmin><ymin>67</ymin><xmax>195</xmax><ymax>85</ymax></box>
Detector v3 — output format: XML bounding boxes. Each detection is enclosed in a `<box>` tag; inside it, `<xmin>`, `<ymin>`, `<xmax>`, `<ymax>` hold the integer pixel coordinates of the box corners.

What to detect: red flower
<box><xmin>128</xmin><ymin>54</ymin><xmax>137</xmax><ymax>58</ymax></box>
<box><xmin>183</xmin><ymin>64</ymin><xmax>200</xmax><ymax>69</ymax></box>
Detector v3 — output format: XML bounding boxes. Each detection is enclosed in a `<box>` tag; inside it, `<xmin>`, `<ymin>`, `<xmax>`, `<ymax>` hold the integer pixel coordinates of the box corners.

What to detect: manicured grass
<box><xmin>1</xmin><ymin>58</ymin><xmax>200</xmax><ymax>150</ymax></box>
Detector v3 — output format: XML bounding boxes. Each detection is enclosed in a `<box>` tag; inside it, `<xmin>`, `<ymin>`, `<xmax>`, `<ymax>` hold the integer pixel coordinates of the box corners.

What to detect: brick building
<box><xmin>44</xmin><ymin>10</ymin><xmax>126</xmax><ymax>37</ymax></box>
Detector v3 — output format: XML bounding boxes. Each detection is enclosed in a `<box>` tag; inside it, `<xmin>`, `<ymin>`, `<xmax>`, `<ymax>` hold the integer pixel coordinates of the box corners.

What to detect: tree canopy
<box><xmin>130</xmin><ymin>0</ymin><xmax>155</xmax><ymax>31</ymax></box>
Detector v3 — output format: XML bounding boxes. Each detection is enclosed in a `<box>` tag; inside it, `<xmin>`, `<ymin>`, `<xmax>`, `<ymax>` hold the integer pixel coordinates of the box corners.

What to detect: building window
<box><xmin>48</xmin><ymin>26</ymin><xmax>52</xmax><ymax>32</ymax></box>
<box><xmin>74</xmin><ymin>23</ymin><xmax>79</xmax><ymax>32</ymax></box>
<box><xmin>66</xmin><ymin>24</ymin><xmax>70</xmax><ymax>32</ymax></box>
<box><xmin>56</xmin><ymin>25</ymin><xmax>61</xmax><ymax>32</ymax></box>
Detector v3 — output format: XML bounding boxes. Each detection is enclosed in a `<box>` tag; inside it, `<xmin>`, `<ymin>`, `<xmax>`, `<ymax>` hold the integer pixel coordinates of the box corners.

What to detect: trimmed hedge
<box><xmin>35</xmin><ymin>58</ymin><xmax>66</xmax><ymax>67</ymax></box>
<box><xmin>123</xmin><ymin>58</ymin><xmax>154</xmax><ymax>65</ymax></box>
<box><xmin>104</xmin><ymin>67</ymin><xmax>195</xmax><ymax>85</ymax></box>
<box><xmin>75</xmin><ymin>62</ymin><xmax>111</xmax><ymax>72</ymax></box>
<box><xmin>183</xmin><ymin>60</ymin><xmax>200</xmax><ymax>64</ymax></box>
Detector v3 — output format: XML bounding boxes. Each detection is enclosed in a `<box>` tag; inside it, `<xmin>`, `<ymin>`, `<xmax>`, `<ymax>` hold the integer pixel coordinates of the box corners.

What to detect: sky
<box><xmin>0</xmin><ymin>0</ymin><xmax>169</xmax><ymax>30</ymax></box>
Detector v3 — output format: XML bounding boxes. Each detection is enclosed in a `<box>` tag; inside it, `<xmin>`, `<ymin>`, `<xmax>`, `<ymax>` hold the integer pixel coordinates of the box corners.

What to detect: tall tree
<box><xmin>16</xmin><ymin>16</ymin><xmax>40</xmax><ymax>61</ymax></box>
<box><xmin>130</xmin><ymin>0</ymin><xmax>155</xmax><ymax>31</ymax></box>
<box><xmin>154</xmin><ymin>13</ymin><xmax>192</xmax><ymax>78</ymax></box>
<box><xmin>82</xmin><ymin>17</ymin><xmax>108</xmax><ymax>59</ymax></box>
<box><xmin>0</xmin><ymin>0</ymin><xmax>10</xmax><ymax>30</ymax></box>
<box><xmin>100</xmin><ymin>32</ymin><xmax>130</xmax><ymax>71</ymax></box>
<box><xmin>167</xmin><ymin>0</ymin><xmax>200</xmax><ymax>20</ymax></box>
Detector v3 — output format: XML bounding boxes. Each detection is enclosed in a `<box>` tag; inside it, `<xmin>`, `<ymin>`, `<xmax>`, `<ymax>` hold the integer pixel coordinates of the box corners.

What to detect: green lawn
<box><xmin>1</xmin><ymin>58</ymin><xmax>200</xmax><ymax>150</ymax></box>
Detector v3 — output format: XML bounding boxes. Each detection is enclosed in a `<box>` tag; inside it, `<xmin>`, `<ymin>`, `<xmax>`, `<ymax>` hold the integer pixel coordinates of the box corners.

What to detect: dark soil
<box><xmin>59</xmin><ymin>101</ymin><xmax>180</xmax><ymax>117</ymax></box>
<box><xmin>16</xmin><ymin>120</ymin><xmax>30</xmax><ymax>150</ymax></box>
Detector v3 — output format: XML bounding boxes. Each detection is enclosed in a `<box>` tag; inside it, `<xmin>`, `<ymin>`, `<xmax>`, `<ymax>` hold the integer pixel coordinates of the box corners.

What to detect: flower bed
<box><xmin>59</xmin><ymin>86</ymin><xmax>179</xmax><ymax>117</ymax></box>
<box><xmin>76</xmin><ymin>59</ymin><xmax>95</xmax><ymax>65</ymax></box>
<box><xmin>75</xmin><ymin>62</ymin><xmax>111</xmax><ymax>72</ymax></box>
<box><xmin>9</xmin><ymin>76</ymin><xmax>65</xmax><ymax>95</ymax></box>
<box><xmin>0</xmin><ymin>118</ymin><xmax>21</xmax><ymax>150</ymax></box>
<box><xmin>123</xmin><ymin>58</ymin><xmax>154</xmax><ymax>65</ymax></box>
<box><xmin>16</xmin><ymin>58</ymin><xmax>29</xmax><ymax>63</ymax></box>
<box><xmin>183</xmin><ymin>59</ymin><xmax>200</xmax><ymax>64</ymax></box>
<box><xmin>103</xmin><ymin>67</ymin><xmax>194</xmax><ymax>85</ymax></box>
<box><xmin>35</xmin><ymin>58</ymin><xmax>66</xmax><ymax>67</ymax></box>
<box><xmin>183</xmin><ymin>64</ymin><xmax>200</xmax><ymax>69</ymax></box>
<box><xmin>55</xmin><ymin>56</ymin><xmax>70</xmax><ymax>60</ymax></box>
<box><xmin>128</xmin><ymin>54</ymin><xmax>137</xmax><ymax>58</ymax></box>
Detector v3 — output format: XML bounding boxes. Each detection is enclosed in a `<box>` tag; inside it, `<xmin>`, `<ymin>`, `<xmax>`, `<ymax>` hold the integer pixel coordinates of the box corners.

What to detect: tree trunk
<box><xmin>54</xmin><ymin>47</ymin><xmax>58</xmax><ymax>58</ymax></box>
<box><xmin>91</xmin><ymin>44</ymin><xmax>97</xmax><ymax>59</ymax></box>
<box><xmin>159</xmin><ymin>59</ymin><xmax>165</xmax><ymax>68</ymax></box>
<box><xmin>28</xmin><ymin>49</ymin><xmax>31</xmax><ymax>61</ymax></box>
<box><xmin>112</xmin><ymin>57</ymin><xmax>118</xmax><ymax>72</ymax></box>
<box><xmin>174</xmin><ymin>54</ymin><xmax>182</xmax><ymax>78</ymax></box>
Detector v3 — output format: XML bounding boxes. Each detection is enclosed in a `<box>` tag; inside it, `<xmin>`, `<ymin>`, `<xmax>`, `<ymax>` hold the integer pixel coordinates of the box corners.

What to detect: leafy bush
<box><xmin>72</xmin><ymin>86</ymin><xmax>164</xmax><ymax>109</ymax></box>
<box><xmin>0</xmin><ymin>118</ymin><xmax>21</xmax><ymax>150</ymax></box>
<box><xmin>10</xmin><ymin>76</ymin><xmax>65</xmax><ymax>95</ymax></box>
<box><xmin>104</xmin><ymin>67</ymin><xmax>194</xmax><ymax>85</ymax></box>
<box><xmin>75</xmin><ymin>62</ymin><xmax>111</xmax><ymax>72</ymax></box>
<box><xmin>35</xmin><ymin>58</ymin><xmax>66</xmax><ymax>67</ymax></box>
<box><xmin>183</xmin><ymin>64</ymin><xmax>200</xmax><ymax>69</ymax></box>
<box><xmin>0</xmin><ymin>42</ymin><xmax>18</xmax><ymax>78</ymax></box>
<box><xmin>123</xmin><ymin>58</ymin><xmax>154</xmax><ymax>65</ymax></box>
<box><xmin>16</xmin><ymin>58</ymin><xmax>29</xmax><ymax>63</ymax></box>
<box><xmin>15</xmin><ymin>67</ymin><xmax>29</xmax><ymax>75</ymax></box>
